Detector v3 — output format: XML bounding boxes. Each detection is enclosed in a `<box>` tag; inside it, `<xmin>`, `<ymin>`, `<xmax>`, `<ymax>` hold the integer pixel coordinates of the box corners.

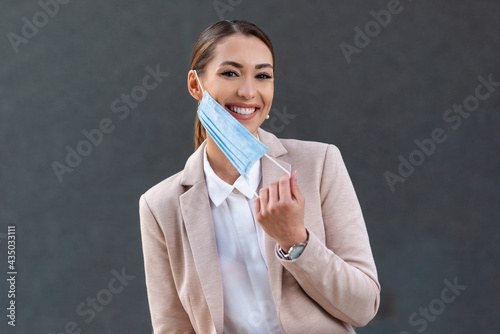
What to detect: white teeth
<box><xmin>228</xmin><ymin>106</ymin><xmax>257</xmax><ymax>115</ymax></box>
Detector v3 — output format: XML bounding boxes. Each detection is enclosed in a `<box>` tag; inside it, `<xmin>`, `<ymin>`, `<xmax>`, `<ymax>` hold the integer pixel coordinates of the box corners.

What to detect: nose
<box><xmin>237</xmin><ymin>77</ymin><xmax>255</xmax><ymax>100</ymax></box>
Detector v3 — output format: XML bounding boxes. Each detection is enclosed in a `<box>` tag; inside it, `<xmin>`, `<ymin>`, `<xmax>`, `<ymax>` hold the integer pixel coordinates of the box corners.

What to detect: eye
<box><xmin>221</xmin><ymin>70</ymin><xmax>239</xmax><ymax>77</ymax></box>
<box><xmin>256</xmin><ymin>73</ymin><xmax>273</xmax><ymax>79</ymax></box>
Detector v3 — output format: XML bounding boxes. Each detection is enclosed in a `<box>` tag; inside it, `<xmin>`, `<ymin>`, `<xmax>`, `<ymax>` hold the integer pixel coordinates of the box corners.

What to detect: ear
<box><xmin>187</xmin><ymin>70</ymin><xmax>203</xmax><ymax>101</ymax></box>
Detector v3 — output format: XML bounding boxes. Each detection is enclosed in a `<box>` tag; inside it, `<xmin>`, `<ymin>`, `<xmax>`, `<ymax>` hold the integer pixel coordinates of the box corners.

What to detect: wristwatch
<box><xmin>276</xmin><ymin>235</ymin><xmax>308</xmax><ymax>260</ymax></box>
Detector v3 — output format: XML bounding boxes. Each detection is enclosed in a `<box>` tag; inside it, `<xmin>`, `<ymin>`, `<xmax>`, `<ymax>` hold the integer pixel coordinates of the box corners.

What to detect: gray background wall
<box><xmin>1</xmin><ymin>0</ymin><xmax>499</xmax><ymax>333</ymax></box>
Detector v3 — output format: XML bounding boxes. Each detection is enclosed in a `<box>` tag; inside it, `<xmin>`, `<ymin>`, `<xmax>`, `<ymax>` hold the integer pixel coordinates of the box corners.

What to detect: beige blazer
<box><xmin>140</xmin><ymin>127</ymin><xmax>380</xmax><ymax>333</ymax></box>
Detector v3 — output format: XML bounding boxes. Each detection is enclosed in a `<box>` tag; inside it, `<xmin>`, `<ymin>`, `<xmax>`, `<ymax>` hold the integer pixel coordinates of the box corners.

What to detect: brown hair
<box><xmin>190</xmin><ymin>19</ymin><xmax>275</xmax><ymax>151</ymax></box>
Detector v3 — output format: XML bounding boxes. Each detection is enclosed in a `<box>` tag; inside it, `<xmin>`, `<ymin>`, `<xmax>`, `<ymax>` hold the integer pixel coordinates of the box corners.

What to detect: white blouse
<box><xmin>203</xmin><ymin>144</ymin><xmax>284</xmax><ymax>334</ymax></box>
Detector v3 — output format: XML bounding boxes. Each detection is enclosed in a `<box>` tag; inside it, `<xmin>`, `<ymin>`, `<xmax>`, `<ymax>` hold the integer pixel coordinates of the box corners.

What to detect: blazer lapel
<box><xmin>180</xmin><ymin>140</ymin><xmax>224</xmax><ymax>333</ymax></box>
<box><xmin>258</xmin><ymin>128</ymin><xmax>292</xmax><ymax>313</ymax></box>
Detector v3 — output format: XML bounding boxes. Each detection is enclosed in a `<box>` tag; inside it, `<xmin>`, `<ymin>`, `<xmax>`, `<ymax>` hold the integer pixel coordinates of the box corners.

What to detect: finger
<box><xmin>253</xmin><ymin>196</ymin><xmax>261</xmax><ymax>215</ymax></box>
<box><xmin>290</xmin><ymin>170</ymin><xmax>303</xmax><ymax>201</ymax></box>
<box><xmin>269</xmin><ymin>181</ymin><xmax>279</xmax><ymax>207</ymax></box>
<box><xmin>278</xmin><ymin>173</ymin><xmax>291</xmax><ymax>202</ymax></box>
<box><xmin>259</xmin><ymin>187</ymin><xmax>269</xmax><ymax>212</ymax></box>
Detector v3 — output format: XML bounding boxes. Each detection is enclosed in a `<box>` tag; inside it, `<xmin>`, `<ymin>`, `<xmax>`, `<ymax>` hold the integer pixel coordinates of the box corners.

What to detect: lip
<box><xmin>225</xmin><ymin>102</ymin><xmax>261</xmax><ymax>121</ymax></box>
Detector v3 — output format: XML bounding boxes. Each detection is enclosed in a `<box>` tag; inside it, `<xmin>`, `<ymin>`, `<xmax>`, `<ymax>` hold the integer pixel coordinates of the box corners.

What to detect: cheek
<box><xmin>214</xmin><ymin>88</ymin><xmax>233</xmax><ymax>106</ymax></box>
<box><xmin>261</xmin><ymin>86</ymin><xmax>274</xmax><ymax>105</ymax></box>
<box><xmin>265</xmin><ymin>93</ymin><xmax>274</xmax><ymax>108</ymax></box>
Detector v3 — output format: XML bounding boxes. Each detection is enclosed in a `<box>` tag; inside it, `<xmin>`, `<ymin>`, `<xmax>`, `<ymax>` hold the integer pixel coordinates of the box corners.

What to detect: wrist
<box><xmin>276</xmin><ymin>229</ymin><xmax>309</xmax><ymax>261</ymax></box>
<box><xmin>279</xmin><ymin>228</ymin><xmax>308</xmax><ymax>252</ymax></box>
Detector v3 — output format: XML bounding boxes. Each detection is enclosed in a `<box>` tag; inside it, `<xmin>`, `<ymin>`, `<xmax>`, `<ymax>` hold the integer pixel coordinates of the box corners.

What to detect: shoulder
<box><xmin>141</xmin><ymin>170</ymin><xmax>186</xmax><ymax>210</ymax></box>
<box><xmin>140</xmin><ymin>142</ymin><xmax>205</xmax><ymax>210</ymax></box>
<box><xmin>275</xmin><ymin>137</ymin><xmax>348</xmax><ymax>190</ymax></box>
<box><xmin>259</xmin><ymin>128</ymin><xmax>343</xmax><ymax>166</ymax></box>
<box><xmin>278</xmin><ymin>137</ymin><xmax>343</xmax><ymax>166</ymax></box>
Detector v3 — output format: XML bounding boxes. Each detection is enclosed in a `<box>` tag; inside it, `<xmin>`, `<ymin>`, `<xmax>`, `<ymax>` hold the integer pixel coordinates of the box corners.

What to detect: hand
<box><xmin>253</xmin><ymin>170</ymin><xmax>307</xmax><ymax>252</ymax></box>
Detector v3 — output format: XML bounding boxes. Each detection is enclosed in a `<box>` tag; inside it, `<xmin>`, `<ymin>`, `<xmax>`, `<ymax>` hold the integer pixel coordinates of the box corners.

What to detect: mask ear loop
<box><xmin>264</xmin><ymin>154</ymin><xmax>291</xmax><ymax>178</ymax></box>
<box><xmin>250</xmin><ymin>156</ymin><xmax>290</xmax><ymax>199</ymax></box>
<box><xmin>251</xmin><ymin>156</ymin><xmax>290</xmax><ymax>199</ymax></box>
<box><xmin>193</xmin><ymin>70</ymin><xmax>204</xmax><ymax>93</ymax></box>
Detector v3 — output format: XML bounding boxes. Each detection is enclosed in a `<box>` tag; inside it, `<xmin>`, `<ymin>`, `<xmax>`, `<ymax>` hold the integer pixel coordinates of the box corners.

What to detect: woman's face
<box><xmin>193</xmin><ymin>34</ymin><xmax>274</xmax><ymax>136</ymax></box>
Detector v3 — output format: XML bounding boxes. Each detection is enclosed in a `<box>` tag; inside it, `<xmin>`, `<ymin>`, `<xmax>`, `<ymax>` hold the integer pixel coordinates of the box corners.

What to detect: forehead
<box><xmin>210</xmin><ymin>34</ymin><xmax>273</xmax><ymax>67</ymax></box>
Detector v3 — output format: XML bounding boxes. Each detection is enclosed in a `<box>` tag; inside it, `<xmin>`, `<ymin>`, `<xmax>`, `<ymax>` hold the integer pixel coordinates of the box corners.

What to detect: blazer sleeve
<box><xmin>139</xmin><ymin>194</ymin><xmax>195</xmax><ymax>333</ymax></box>
<box><xmin>277</xmin><ymin>144</ymin><xmax>381</xmax><ymax>327</ymax></box>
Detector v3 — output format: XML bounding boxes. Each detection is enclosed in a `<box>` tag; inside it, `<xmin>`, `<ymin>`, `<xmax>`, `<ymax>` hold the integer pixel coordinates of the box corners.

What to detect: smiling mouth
<box><xmin>226</xmin><ymin>105</ymin><xmax>259</xmax><ymax>115</ymax></box>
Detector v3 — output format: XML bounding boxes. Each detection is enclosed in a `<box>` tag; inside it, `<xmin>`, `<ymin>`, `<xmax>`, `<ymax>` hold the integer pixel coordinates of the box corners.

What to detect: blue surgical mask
<box><xmin>194</xmin><ymin>70</ymin><xmax>289</xmax><ymax>197</ymax></box>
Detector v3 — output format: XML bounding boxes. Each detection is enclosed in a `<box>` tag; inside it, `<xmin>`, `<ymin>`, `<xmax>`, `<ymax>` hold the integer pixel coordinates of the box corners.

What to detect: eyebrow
<box><xmin>218</xmin><ymin>61</ymin><xmax>273</xmax><ymax>70</ymax></box>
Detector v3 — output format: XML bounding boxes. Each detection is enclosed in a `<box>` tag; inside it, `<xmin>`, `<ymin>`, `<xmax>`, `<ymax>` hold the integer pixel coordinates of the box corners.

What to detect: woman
<box><xmin>140</xmin><ymin>19</ymin><xmax>380</xmax><ymax>333</ymax></box>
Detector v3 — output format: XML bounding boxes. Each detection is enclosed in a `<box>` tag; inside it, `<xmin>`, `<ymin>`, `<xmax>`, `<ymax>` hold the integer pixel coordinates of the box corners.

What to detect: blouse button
<box><xmin>232</xmin><ymin>188</ymin><xmax>239</xmax><ymax>194</ymax></box>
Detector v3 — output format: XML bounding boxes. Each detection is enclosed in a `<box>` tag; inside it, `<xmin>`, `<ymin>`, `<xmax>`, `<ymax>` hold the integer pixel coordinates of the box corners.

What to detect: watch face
<box><xmin>289</xmin><ymin>245</ymin><xmax>306</xmax><ymax>260</ymax></box>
